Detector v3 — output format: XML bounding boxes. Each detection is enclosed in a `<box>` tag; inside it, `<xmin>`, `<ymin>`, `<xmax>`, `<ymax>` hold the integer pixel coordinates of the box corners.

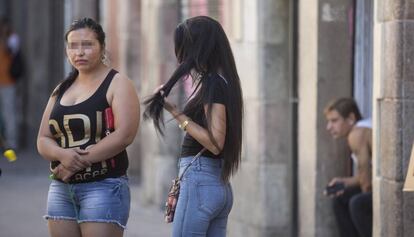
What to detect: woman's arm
<box><xmin>165</xmin><ymin>98</ymin><xmax>226</xmax><ymax>155</ymax></box>
<box><xmin>37</xmin><ymin>95</ymin><xmax>91</xmax><ymax>171</ymax></box>
<box><xmin>79</xmin><ymin>73</ymin><xmax>140</xmax><ymax>163</ymax></box>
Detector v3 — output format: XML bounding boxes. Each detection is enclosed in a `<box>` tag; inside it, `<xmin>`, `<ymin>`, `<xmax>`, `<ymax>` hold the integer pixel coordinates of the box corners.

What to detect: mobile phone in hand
<box><xmin>324</xmin><ymin>182</ymin><xmax>345</xmax><ymax>195</ymax></box>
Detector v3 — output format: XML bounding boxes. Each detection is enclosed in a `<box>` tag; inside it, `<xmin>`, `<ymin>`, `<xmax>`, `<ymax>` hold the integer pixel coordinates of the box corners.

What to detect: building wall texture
<box><xmin>100</xmin><ymin>0</ymin><xmax>143</xmax><ymax>176</ymax></box>
<box><xmin>298</xmin><ymin>1</ymin><xmax>354</xmax><ymax>236</ymax></box>
<box><xmin>373</xmin><ymin>0</ymin><xmax>414</xmax><ymax>236</ymax></box>
<box><xmin>136</xmin><ymin>0</ymin><xmax>182</xmax><ymax>207</ymax></box>
<box><xmin>227</xmin><ymin>1</ymin><xmax>295</xmax><ymax>236</ymax></box>
<box><xmin>7</xmin><ymin>0</ymin><xmax>65</xmax><ymax>148</ymax></box>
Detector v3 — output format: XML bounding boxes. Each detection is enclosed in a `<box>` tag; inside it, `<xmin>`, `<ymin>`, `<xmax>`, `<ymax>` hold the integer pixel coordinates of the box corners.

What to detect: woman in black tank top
<box><xmin>144</xmin><ymin>16</ymin><xmax>243</xmax><ymax>237</ymax></box>
<box><xmin>37</xmin><ymin>18</ymin><xmax>139</xmax><ymax>237</ymax></box>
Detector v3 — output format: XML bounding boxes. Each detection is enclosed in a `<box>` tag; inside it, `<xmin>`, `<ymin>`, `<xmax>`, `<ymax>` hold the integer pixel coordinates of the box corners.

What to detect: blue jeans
<box><xmin>333</xmin><ymin>187</ymin><xmax>372</xmax><ymax>237</ymax></box>
<box><xmin>172</xmin><ymin>156</ymin><xmax>233</xmax><ymax>237</ymax></box>
<box><xmin>44</xmin><ymin>176</ymin><xmax>130</xmax><ymax>229</ymax></box>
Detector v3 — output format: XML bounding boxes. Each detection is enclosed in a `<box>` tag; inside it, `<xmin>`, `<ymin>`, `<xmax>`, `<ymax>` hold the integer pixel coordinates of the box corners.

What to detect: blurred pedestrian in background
<box><xmin>144</xmin><ymin>16</ymin><xmax>243</xmax><ymax>237</ymax></box>
<box><xmin>37</xmin><ymin>17</ymin><xmax>139</xmax><ymax>237</ymax></box>
<box><xmin>0</xmin><ymin>17</ymin><xmax>20</xmax><ymax>150</ymax></box>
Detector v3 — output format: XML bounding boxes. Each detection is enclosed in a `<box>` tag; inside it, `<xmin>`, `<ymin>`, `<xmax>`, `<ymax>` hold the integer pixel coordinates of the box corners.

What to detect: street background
<box><xmin>1</xmin><ymin>0</ymin><xmax>414</xmax><ymax>236</ymax></box>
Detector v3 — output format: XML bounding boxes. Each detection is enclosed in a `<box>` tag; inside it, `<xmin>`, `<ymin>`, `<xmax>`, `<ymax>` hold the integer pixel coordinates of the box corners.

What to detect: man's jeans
<box><xmin>333</xmin><ymin>187</ymin><xmax>372</xmax><ymax>237</ymax></box>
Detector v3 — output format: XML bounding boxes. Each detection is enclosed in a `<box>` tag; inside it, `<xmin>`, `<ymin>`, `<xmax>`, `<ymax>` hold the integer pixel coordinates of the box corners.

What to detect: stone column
<box><xmin>117</xmin><ymin>0</ymin><xmax>142</xmax><ymax>176</ymax></box>
<box><xmin>99</xmin><ymin>0</ymin><xmax>142</xmax><ymax>176</ymax></box>
<box><xmin>100</xmin><ymin>0</ymin><xmax>120</xmax><ymax>70</ymax></box>
<box><xmin>139</xmin><ymin>0</ymin><xmax>181</xmax><ymax>206</ymax></box>
<box><xmin>19</xmin><ymin>0</ymin><xmax>64</xmax><ymax>148</ymax></box>
<box><xmin>227</xmin><ymin>1</ymin><xmax>295</xmax><ymax>236</ymax></box>
<box><xmin>298</xmin><ymin>0</ymin><xmax>354</xmax><ymax>236</ymax></box>
<box><xmin>373</xmin><ymin>1</ymin><xmax>414</xmax><ymax>236</ymax></box>
<box><xmin>70</xmin><ymin>0</ymin><xmax>99</xmax><ymax>20</ymax></box>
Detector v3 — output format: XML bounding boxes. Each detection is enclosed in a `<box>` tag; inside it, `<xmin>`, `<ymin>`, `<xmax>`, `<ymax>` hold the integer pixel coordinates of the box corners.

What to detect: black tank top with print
<box><xmin>48</xmin><ymin>69</ymin><xmax>128</xmax><ymax>183</ymax></box>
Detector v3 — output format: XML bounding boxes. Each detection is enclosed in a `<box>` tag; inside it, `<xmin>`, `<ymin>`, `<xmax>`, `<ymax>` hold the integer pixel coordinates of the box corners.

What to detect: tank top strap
<box><xmin>97</xmin><ymin>69</ymin><xmax>118</xmax><ymax>95</ymax></box>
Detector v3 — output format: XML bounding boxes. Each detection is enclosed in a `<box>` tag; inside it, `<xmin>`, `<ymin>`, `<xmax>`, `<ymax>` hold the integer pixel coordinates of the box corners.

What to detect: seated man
<box><xmin>324</xmin><ymin>98</ymin><xmax>372</xmax><ymax>237</ymax></box>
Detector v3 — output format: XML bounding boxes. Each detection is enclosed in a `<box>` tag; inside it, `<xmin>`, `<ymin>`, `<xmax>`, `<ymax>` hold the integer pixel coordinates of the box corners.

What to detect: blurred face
<box><xmin>325</xmin><ymin>110</ymin><xmax>354</xmax><ymax>139</ymax></box>
<box><xmin>66</xmin><ymin>28</ymin><xmax>103</xmax><ymax>72</ymax></box>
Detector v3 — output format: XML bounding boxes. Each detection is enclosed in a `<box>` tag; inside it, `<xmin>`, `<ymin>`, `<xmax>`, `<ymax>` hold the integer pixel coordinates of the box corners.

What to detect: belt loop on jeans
<box><xmin>195</xmin><ymin>156</ymin><xmax>201</xmax><ymax>171</ymax></box>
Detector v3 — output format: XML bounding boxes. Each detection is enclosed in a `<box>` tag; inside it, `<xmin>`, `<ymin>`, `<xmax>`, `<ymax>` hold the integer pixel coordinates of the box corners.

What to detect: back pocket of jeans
<box><xmin>196</xmin><ymin>183</ymin><xmax>225</xmax><ymax>216</ymax></box>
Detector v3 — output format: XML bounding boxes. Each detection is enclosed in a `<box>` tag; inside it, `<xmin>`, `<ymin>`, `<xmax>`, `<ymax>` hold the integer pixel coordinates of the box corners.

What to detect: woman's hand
<box><xmin>163</xmin><ymin>96</ymin><xmax>179</xmax><ymax>116</ymax></box>
<box><xmin>51</xmin><ymin>164</ymin><xmax>75</xmax><ymax>183</ymax></box>
<box><xmin>154</xmin><ymin>84</ymin><xmax>179</xmax><ymax>116</ymax></box>
<box><xmin>58</xmin><ymin>147</ymin><xmax>91</xmax><ymax>172</ymax></box>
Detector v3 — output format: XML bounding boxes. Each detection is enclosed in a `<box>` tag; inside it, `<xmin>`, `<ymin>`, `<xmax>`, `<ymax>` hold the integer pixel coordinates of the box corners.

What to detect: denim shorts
<box><xmin>172</xmin><ymin>156</ymin><xmax>233</xmax><ymax>237</ymax></box>
<box><xmin>44</xmin><ymin>176</ymin><xmax>130</xmax><ymax>229</ymax></box>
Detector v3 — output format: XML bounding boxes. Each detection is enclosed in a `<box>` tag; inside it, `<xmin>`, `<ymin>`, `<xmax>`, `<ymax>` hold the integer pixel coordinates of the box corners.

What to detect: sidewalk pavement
<box><xmin>0</xmin><ymin>149</ymin><xmax>171</xmax><ymax>237</ymax></box>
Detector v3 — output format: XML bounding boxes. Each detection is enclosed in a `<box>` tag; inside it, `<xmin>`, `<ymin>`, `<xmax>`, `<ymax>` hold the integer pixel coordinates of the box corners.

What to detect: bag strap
<box><xmin>178</xmin><ymin>148</ymin><xmax>206</xmax><ymax>181</ymax></box>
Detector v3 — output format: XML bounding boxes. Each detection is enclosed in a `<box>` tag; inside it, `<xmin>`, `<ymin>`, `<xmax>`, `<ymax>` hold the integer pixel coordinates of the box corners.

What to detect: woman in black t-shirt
<box><xmin>144</xmin><ymin>16</ymin><xmax>243</xmax><ymax>237</ymax></box>
<box><xmin>37</xmin><ymin>18</ymin><xmax>139</xmax><ymax>237</ymax></box>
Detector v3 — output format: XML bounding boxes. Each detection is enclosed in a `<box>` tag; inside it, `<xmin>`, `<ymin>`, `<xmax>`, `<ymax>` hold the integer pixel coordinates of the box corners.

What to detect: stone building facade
<box><xmin>372</xmin><ymin>1</ymin><xmax>414</xmax><ymax>236</ymax></box>
<box><xmin>2</xmin><ymin>0</ymin><xmax>413</xmax><ymax>236</ymax></box>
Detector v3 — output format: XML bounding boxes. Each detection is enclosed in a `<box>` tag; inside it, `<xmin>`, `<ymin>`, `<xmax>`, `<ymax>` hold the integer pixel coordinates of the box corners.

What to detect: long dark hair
<box><xmin>143</xmin><ymin>16</ymin><xmax>243</xmax><ymax>182</ymax></box>
<box><xmin>52</xmin><ymin>17</ymin><xmax>106</xmax><ymax>97</ymax></box>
